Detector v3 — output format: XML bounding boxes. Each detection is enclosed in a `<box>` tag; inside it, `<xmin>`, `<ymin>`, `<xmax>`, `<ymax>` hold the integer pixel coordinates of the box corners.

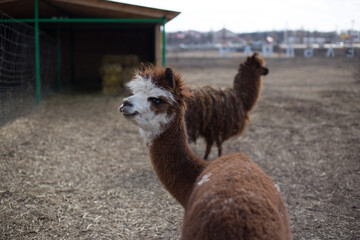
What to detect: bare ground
<box><xmin>1</xmin><ymin>55</ymin><xmax>359</xmax><ymax>239</ymax></box>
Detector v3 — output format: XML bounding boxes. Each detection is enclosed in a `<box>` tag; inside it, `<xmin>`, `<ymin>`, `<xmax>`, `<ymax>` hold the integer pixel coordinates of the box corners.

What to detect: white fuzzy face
<box><xmin>119</xmin><ymin>75</ymin><xmax>175</xmax><ymax>145</ymax></box>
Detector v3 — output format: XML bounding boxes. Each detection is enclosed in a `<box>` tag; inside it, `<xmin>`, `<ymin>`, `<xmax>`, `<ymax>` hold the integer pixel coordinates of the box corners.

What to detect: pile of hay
<box><xmin>100</xmin><ymin>55</ymin><xmax>140</xmax><ymax>95</ymax></box>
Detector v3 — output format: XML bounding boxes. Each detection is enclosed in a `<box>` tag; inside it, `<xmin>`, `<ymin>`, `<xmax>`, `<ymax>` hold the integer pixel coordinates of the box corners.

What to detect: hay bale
<box><xmin>100</xmin><ymin>55</ymin><xmax>140</xmax><ymax>94</ymax></box>
<box><xmin>100</xmin><ymin>64</ymin><xmax>123</xmax><ymax>95</ymax></box>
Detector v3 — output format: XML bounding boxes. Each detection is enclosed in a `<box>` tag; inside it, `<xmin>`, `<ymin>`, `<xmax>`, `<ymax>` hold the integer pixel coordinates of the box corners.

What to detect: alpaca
<box><xmin>186</xmin><ymin>53</ymin><xmax>269</xmax><ymax>159</ymax></box>
<box><xmin>119</xmin><ymin>66</ymin><xmax>291</xmax><ymax>240</ymax></box>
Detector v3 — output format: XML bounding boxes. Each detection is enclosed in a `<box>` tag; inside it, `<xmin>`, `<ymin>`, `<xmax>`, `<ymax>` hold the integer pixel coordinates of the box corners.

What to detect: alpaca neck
<box><xmin>233</xmin><ymin>69</ymin><xmax>262</xmax><ymax>113</ymax></box>
<box><xmin>148</xmin><ymin>115</ymin><xmax>208</xmax><ymax>207</ymax></box>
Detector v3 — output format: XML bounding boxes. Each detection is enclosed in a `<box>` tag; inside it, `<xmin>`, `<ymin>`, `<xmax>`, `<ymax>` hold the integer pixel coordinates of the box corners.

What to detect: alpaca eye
<box><xmin>149</xmin><ymin>97</ymin><xmax>164</xmax><ymax>105</ymax></box>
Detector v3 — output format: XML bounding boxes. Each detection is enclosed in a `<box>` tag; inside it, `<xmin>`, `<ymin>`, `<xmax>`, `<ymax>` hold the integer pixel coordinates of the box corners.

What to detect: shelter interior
<box><xmin>42</xmin><ymin>23</ymin><xmax>157</xmax><ymax>90</ymax></box>
<box><xmin>1</xmin><ymin>0</ymin><xmax>179</xmax><ymax>91</ymax></box>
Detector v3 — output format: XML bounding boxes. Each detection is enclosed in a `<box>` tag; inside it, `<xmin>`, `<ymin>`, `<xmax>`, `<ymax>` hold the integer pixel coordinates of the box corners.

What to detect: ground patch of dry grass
<box><xmin>1</xmin><ymin>56</ymin><xmax>359</xmax><ymax>239</ymax></box>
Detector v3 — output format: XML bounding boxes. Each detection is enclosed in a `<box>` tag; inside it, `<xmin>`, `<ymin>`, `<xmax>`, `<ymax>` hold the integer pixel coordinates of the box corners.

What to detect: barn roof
<box><xmin>0</xmin><ymin>0</ymin><xmax>180</xmax><ymax>22</ymax></box>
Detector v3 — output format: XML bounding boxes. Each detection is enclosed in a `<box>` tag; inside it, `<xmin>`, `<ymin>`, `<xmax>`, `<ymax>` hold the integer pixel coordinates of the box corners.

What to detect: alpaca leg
<box><xmin>204</xmin><ymin>141</ymin><xmax>213</xmax><ymax>160</ymax></box>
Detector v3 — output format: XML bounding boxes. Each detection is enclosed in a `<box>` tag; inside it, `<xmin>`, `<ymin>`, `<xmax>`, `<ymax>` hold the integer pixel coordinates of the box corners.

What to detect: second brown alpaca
<box><xmin>185</xmin><ymin>53</ymin><xmax>269</xmax><ymax>160</ymax></box>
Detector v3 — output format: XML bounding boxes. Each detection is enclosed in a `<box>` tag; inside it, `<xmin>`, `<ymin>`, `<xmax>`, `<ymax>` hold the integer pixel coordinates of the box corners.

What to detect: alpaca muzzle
<box><xmin>262</xmin><ymin>67</ymin><xmax>269</xmax><ymax>76</ymax></box>
<box><xmin>119</xmin><ymin>98</ymin><xmax>138</xmax><ymax>117</ymax></box>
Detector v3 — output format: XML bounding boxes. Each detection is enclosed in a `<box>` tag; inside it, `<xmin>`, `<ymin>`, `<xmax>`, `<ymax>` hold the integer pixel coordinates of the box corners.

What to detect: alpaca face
<box><xmin>250</xmin><ymin>60</ymin><xmax>269</xmax><ymax>76</ymax></box>
<box><xmin>119</xmin><ymin>74</ymin><xmax>175</xmax><ymax>144</ymax></box>
<box><xmin>245</xmin><ymin>53</ymin><xmax>269</xmax><ymax>76</ymax></box>
<box><xmin>260</xmin><ymin>66</ymin><xmax>269</xmax><ymax>76</ymax></box>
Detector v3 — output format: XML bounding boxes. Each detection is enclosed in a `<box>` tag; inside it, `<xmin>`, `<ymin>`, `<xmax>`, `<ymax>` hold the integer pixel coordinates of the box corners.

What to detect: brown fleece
<box><xmin>185</xmin><ymin>53</ymin><xmax>268</xmax><ymax>159</ymax></box>
<box><xmin>182</xmin><ymin>153</ymin><xmax>291</xmax><ymax>240</ymax></box>
<box><xmin>124</xmin><ymin>65</ymin><xmax>291</xmax><ymax>240</ymax></box>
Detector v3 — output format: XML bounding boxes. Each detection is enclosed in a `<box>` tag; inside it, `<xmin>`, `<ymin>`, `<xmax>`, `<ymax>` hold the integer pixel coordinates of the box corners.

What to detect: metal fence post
<box><xmin>35</xmin><ymin>0</ymin><xmax>41</xmax><ymax>104</ymax></box>
<box><xmin>162</xmin><ymin>17</ymin><xmax>166</xmax><ymax>67</ymax></box>
<box><xmin>57</xmin><ymin>23</ymin><xmax>61</xmax><ymax>91</ymax></box>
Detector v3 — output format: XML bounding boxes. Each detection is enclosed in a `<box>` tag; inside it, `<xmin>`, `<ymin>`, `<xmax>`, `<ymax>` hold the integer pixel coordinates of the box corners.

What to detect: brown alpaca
<box><xmin>119</xmin><ymin>66</ymin><xmax>291</xmax><ymax>240</ymax></box>
<box><xmin>186</xmin><ymin>53</ymin><xmax>269</xmax><ymax>159</ymax></box>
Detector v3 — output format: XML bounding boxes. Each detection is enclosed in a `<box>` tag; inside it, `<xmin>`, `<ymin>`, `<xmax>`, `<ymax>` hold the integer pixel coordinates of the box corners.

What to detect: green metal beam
<box><xmin>57</xmin><ymin>23</ymin><xmax>61</xmax><ymax>92</ymax></box>
<box><xmin>162</xmin><ymin>17</ymin><xmax>166</xmax><ymax>67</ymax></box>
<box><xmin>35</xmin><ymin>0</ymin><xmax>41</xmax><ymax>105</ymax></box>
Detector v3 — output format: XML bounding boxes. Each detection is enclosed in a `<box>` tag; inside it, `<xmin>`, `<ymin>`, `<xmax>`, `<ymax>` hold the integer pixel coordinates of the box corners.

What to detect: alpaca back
<box><xmin>185</xmin><ymin>86</ymin><xmax>248</xmax><ymax>144</ymax></box>
<box><xmin>182</xmin><ymin>153</ymin><xmax>291</xmax><ymax>240</ymax></box>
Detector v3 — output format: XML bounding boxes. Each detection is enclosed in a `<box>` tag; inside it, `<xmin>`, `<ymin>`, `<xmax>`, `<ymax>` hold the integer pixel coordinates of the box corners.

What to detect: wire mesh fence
<box><xmin>0</xmin><ymin>10</ymin><xmax>57</xmax><ymax>127</ymax></box>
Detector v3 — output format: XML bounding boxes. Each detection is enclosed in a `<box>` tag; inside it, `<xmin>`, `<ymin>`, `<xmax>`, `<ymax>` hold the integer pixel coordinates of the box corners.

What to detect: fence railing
<box><xmin>0</xmin><ymin>10</ymin><xmax>57</xmax><ymax>127</ymax></box>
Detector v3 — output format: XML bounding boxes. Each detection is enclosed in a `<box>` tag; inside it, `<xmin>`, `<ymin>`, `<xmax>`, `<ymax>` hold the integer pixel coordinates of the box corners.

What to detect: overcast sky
<box><xmin>117</xmin><ymin>0</ymin><xmax>360</xmax><ymax>33</ymax></box>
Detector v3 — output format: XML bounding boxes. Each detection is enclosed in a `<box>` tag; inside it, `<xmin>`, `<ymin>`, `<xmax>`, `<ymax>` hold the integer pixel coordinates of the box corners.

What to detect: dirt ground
<box><xmin>1</xmin><ymin>54</ymin><xmax>359</xmax><ymax>239</ymax></box>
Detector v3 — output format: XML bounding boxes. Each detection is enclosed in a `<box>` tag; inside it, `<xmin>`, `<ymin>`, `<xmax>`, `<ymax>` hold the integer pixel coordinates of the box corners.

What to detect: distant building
<box><xmin>213</xmin><ymin>28</ymin><xmax>243</xmax><ymax>44</ymax></box>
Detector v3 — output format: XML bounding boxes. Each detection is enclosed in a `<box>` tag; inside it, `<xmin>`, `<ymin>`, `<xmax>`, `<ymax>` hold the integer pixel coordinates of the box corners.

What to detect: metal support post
<box><xmin>162</xmin><ymin>17</ymin><xmax>166</xmax><ymax>67</ymax></box>
<box><xmin>35</xmin><ymin>0</ymin><xmax>41</xmax><ymax>104</ymax></box>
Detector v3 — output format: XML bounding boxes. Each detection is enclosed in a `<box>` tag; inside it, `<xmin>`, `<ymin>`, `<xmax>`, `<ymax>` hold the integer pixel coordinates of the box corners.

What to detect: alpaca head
<box><xmin>241</xmin><ymin>53</ymin><xmax>269</xmax><ymax>76</ymax></box>
<box><xmin>119</xmin><ymin>65</ymin><xmax>189</xmax><ymax>143</ymax></box>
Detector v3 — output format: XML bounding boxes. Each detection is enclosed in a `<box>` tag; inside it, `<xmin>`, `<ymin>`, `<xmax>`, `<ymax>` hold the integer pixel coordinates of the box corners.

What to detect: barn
<box><xmin>0</xmin><ymin>0</ymin><xmax>179</xmax><ymax>125</ymax></box>
<box><xmin>0</xmin><ymin>0</ymin><xmax>179</xmax><ymax>96</ymax></box>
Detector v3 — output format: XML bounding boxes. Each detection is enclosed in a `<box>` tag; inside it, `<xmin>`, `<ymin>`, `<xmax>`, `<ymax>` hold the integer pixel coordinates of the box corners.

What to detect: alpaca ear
<box><xmin>247</xmin><ymin>53</ymin><xmax>256</xmax><ymax>64</ymax></box>
<box><xmin>165</xmin><ymin>67</ymin><xmax>175</xmax><ymax>89</ymax></box>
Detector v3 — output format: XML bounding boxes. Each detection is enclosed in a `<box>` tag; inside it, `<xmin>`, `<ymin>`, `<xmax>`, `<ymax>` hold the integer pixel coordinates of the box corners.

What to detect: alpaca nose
<box><xmin>262</xmin><ymin>67</ymin><xmax>269</xmax><ymax>76</ymax></box>
<box><xmin>119</xmin><ymin>99</ymin><xmax>133</xmax><ymax>112</ymax></box>
<box><xmin>123</xmin><ymin>99</ymin><xmax>133</xmax><ymax>107</ymax></box>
